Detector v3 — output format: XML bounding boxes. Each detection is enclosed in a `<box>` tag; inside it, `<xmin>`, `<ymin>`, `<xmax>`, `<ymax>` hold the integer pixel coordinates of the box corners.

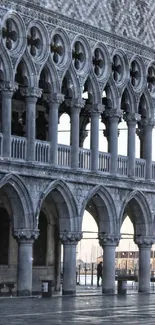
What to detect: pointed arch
<box><xmin>103</xmin><ymin>76</ymin><xmax>119</xmax><ymax>110</ymax></box>
<box><xmin>119</xmin><ymin>190</ymin><xmax>153</xmax><ymax>236</ymax></box>
<box><xmin>0</xmin><ymin>174</ymin><xmax>34</xmax><ymax>229</ymax></box>
<box><xmin>80</xmin><ymin>185</ymin><xmax>118</xmax><ymax>234</ymax></box>
<box><xmin>38</xmin><ymin>57</ymin><xmax>61</xmax><ymax>94</ymax></box>
<box><xmin>13</xmin><ymin>54</ymin><xmax>38</xmax><ymax>88</ymax></box>
<box><xmin>36</xmin><ymin>180</ymin><xmax>79</xmax><ymax>232</ymax></box>
<box><xmin>60</xmin><ymin>66</ymin><xmax>81</xmax><ymax>99</ymax></box>
<box><xmin>86</xmin><ymin>71</ymin><xmax>101</xmax><ymax>104</ymax></box>
<box><xmin>0</xmin><ymin>50</ymin><xmax>13</xmax><ymax>83</ymax></box>
<box><xmin>138</xmin><ymin>89</ymin><xmax>153</xmax><ymax>118</ymax></box>
<box><xmin>121</xmin><ymin>83</ymin><xmax>137</xmax><ymax>113</ymax></box>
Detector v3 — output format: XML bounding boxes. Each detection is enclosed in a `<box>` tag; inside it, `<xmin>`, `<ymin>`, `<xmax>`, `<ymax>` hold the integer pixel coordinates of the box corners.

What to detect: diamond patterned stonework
<box><xmin>33</xmin><ymin>0</ymin><xmax>155</xmax><ymax>49</ymax></box>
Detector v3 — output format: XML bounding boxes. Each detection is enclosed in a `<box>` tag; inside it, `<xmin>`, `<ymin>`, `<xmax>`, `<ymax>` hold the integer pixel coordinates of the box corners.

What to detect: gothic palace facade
<box><xmin>0</xmin><ymin>0</ymin><xmax>155</xmax><ymax>295</ymax></box>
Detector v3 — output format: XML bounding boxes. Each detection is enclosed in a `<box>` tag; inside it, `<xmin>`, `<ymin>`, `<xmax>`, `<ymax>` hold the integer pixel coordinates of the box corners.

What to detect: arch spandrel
<box><xmin>80</xmin><ymin>185</ymin><xmax>118</xmax><ymax>234</ymax></box>
<box><xmin>36</xmin><ymin>180</ymin><xmax>79</xmax><ymax>232</ymax></box>
<box><xmin>119</xmin><ymin>190</ymin><xmax>153</xmax><ymax>237</ymax></box>
<box><xmin>0</xmin><ymin>174</ymin><xmax>34</xmax><ymax>230</ymax></box>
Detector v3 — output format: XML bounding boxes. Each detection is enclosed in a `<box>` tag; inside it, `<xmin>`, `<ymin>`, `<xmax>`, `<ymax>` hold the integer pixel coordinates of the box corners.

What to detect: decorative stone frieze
<box><xmin>60</xmin><ymin>231</ymin><xmax>82</xmax><ymax>244</ymax></box>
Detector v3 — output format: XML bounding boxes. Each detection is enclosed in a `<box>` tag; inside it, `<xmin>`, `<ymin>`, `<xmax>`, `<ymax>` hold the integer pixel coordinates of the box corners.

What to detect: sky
<box><xmin>58</xmin><ymin>114</ymin><xmax>155</xmax><ymax>262</ymax></box>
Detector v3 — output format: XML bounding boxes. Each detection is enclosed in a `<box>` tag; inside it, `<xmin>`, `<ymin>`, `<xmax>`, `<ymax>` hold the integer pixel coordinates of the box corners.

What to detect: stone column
<box><xmin>14</xmin><ymin>229</ymin><xmax>39</xmax><ymax>296</ymax></box>
<box><xmin>90</xmin><ymin>104</ymin><xmax>104</xmax><ymax>172</ymax></box>
<box><xmin>21</xmin><ymin>88</ymin><xmax>42</xmax><ymax>161</ymax></box>
<box><xmin>135</xmin><ymin>236</ymin><xmax>154</xmax><ymax>293</ymax></box>
<box><xmin>70</xmin><ymin>99</ymin><xmax>85</xmax><ymax>169</ymax></box>
<box><xmin>60</xmin><ymin>232</ymin><xmax>82</xmax><ymax>295</ymax></box>
<box><xmin>99</xmin><ymin>234</ymin><xmax>120</xmax><ymax>294</ymax></box>
<box><xmin>124</xmin><ymin>113</ymin><xmax>140</xmax><ymax>177</ymax></box>
<box><xmin>104</xmin><ymin>109</ymin><xmax>122</xmax><ymax>174</ymax></box>
<box><xmin>142</xmin><ymin>118</ymin><xmax>154</xmax><ymax>180</ymax></box>
<box><xmin>1</xmin><ymin>83</ymin><xmax>17</xmax><ymax>158</ymax></box>
<box><xmin>45</xmin><ymin>93</ymin><xmax>64</xmax><ymax>165</ymax></box>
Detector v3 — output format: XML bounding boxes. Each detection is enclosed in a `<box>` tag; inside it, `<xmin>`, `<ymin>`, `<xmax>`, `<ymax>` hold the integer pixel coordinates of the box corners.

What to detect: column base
<box><xmin>102</xmin><ymin>288</ymin><xmax>115</xmax><ymax>294</ymax></box>
<box><xmin>62</xmin><ymin>289</ymin><xmax>76</xmax><ymax>295</ymax></box>
<box><xmin>17</xmin><ymin>290</ymin><xmax>31</xmax><ymax>296</ymax></box>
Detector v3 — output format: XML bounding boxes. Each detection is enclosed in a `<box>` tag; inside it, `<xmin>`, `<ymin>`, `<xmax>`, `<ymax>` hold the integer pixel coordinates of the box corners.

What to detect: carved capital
<box><xmin>134</xmin><ymin>235</ymin><xmax>155</xmax><ymax>247</ymax></box>
<box><xmin>141</xmin><ymin>117</ymin><xmax>155</xmax><ymax>128</ymax></box>
<box><xmin>44</xmin><ymin>93</ymin><xmax>64</xmax><ymax>104</ymax></box>
<box><xmin>60</xmin><ymin>231</ymin><xmax>82</xmax><ymax>245</ymax></box>
<box><xmin>103</xmin><ymin>109</ymin><xmax>122</xmax><ymax>120</ymax></box>
<box><xmin>1</xmin><ymin>82</ymin><xmax>18</xmax><ymax>97</ymax></box>
<box><xmin>124</xmin><ymin>113</ymin><xmax>141</xmax><ymax>124</ymax></box>
<box><xmin>99</xmin><ymin>233</ymin><xmax>120</xmax><ymax>247</ymax></box>
<box><xmin>20</xmin><ymin>87</ymin><xmax>42</xmax><ymax>99</ymax></box>
<box><xmin>91</xmin><ymin>103</ymin><xmax>105</xmax><ymax>115</ymax></box>
<box><xmin>13</xmin><ymin>229</ymin><xmax>39</xmax><ymax>243</ymax></box>
<box><xmin>65</xmin><ymin>98</ymin><xmax>85</xmax><ymax>112</ymax></box>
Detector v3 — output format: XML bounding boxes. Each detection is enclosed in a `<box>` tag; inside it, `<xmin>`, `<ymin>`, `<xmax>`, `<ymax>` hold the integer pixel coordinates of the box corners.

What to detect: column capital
<box><xmin>99</xmin><ymin>233</ymin><xmax>120</xmax><ymax>247</ymax></box>
<box><xmin>124</xmin><ymin>113</ymin><xmax>141</xmax><ymax>125</ymax></box>
<box><xmin>65</xmin><ymin>98</ymin><xmax>85</xmax><ymax>112</ymax></box>
<box><xmin>103</xmin><ymin>109</ymin><xmax>122</xmax><ymax>120</ymax></box>
<box><xmin>20</xmin><ymin>87</ymin><xmax>42</xmax><ymax>99</ymax></box>
<box><xmin>0</xmin><ymin>82</ymin><xmax>18</xmax><ymax>97</ymax></box>
<box><xmin>134</xmin><ymin>235</ymin><xmax>155</xmax><ymax>247</ymax></box>
<box><xmin>44</xmin><ymin>92</ymin><xmax>64</xmax><ymax>104</ymax></box>
<box><xmin>13</xmin><ymin>229</ymin><xmax>39</xmax><ymax>243</ymax></box>
<box><xmin>91</xmin><ymin>103</ymin><xmax>105</xmax><ymax>116</ymax></box>
<box><xmin>141</xmin><ymin>117</ymin><xmax>155</xmax><ymax>128</ymax></box>
<box><xmin>60</xmin><ymin>231</ymin><xmax>82</xmax><ymax>245</ymax></box>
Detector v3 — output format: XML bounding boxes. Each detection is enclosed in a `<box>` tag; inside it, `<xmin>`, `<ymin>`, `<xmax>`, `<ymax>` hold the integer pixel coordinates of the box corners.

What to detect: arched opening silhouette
<box><xmin>0</xmin><ymin>207</ymin><xmax>10</xmax><ymax>265</ymax></box>
<box><xmin>33</xmin><ymin>211</ymin><xmax>48</xmax><ymax>266</ymax></box>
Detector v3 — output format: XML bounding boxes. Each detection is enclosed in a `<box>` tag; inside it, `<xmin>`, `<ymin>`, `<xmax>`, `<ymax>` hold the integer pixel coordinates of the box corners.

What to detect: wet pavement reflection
<box><xmin>0</xmin><ymin>294</ymin><xmax>155</xmax><ymax>324</ymax></box>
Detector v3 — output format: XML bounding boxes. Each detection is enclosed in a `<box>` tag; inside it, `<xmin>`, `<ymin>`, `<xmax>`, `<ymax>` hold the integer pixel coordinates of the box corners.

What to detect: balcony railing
<box><xmin>99</xmin><ymin>152</ymin><xmax>111</xmax><ymax>173</ymax></box>
<box><xmin>117</xmin><ymin>155</ymin><xmax>128</xmax><ymax>177</ymax></box>
<box><xmin>11</xmin><ymin>136</ymin><xmax>27</xmax><ymax>160</ymax></box>
<box><xmin>135</xmin><ymin>158</ymin><xmax>146</xmax><ymax>179</ymax></box>
<box><xmin>79</xmin><ymin>148</ymin><xmax>91</xmax><ymax>170</ymax></box>
<box><xmin>6</xmin><ymin>137</ymin><xmax>152</xmax><ymax>181</ymax></box>
<box><xmin>35</xmin><ymin>140</ymin><xmax>50</xmax><ymax>163</ymax></box>
<box><xmin>57</xmin><ymin>144</ymin><xmax>71</xmax><ymax>167</ymax></box>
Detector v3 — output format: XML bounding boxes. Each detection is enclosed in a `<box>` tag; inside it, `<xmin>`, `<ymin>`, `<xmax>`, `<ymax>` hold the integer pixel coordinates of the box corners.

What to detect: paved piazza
<box><xmin>0</xmin><ymin>294</ymin><xmax>155</xmax><ymax>324</ymax></box>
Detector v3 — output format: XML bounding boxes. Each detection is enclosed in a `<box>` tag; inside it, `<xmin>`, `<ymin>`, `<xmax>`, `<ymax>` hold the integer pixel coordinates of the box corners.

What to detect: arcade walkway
<box><xmin>0</xmin><ymin>294</ymin><xmax>155</xmax><ymax>324</ymax></box>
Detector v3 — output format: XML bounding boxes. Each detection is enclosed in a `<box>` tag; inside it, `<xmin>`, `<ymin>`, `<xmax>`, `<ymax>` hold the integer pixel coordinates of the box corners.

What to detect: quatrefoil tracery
<box><xmin>72</xmin><ymin>41</ymin><xmax>84</xmax><ymax>70</ymax></box>
<box><xmin>130</xmin><ymin>60</ymin><xmax>140</xmax><ymax>88</ymax></box>
<box><xmin>112</xmin><ymin>55</ymin><xmax>122</xmax><ymax>82</ymax></box>
<box><xmin>2</xmin><ymin>18</ymin><xmax>17</xmax><ymax>51</ymax></box>
<box><xmin>147</xmin><ymin>66</ymin><xmax>155</xmax><ymax>93</ymax></box>
<box><xmin>93</xmin><ymin>48</ymin><xmax>104</xmax><ymax>77</ymax></box>
<box><xmin>27</xmin><ymin>27</ymin><xmax>41</xmax><ymax>57</ymax></box>
<box><xmin>51</xmin><ymin>34</ymin><xmax>64</xmax><ymax>65</ymax></box>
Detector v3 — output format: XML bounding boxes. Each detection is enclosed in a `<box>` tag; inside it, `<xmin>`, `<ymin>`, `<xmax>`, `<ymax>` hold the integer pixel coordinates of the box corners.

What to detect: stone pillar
<box><xmin>21</xmin><ymin>88</ymin><xmax>42</xmax><ymax>161</ymax></box>
<box><xmin>60</xmin><ymin>232</ymin><xmax>82</xmax><ymax>295</ymax></box>
<box><xmin>135</xmin><ymin>236</ymin><xmax>154</xmax><ymax>293</ymax></box>
<box><xmin>99</xmin><ymin>234</ymin><xmax>120</xmax><ymax>294</ymax></box>
<box><xmin>70</xmin><ymin>99</ymin><xmax>85</xmax><ymax>169</ymax></box>
<box><xmin>104</xmin><ymin>109</ymin><xmax>122</xmax><ymax>174</ymax></box>
<box><xmin>14</xmin><ymin>229</ymin><xmax>39</xmax><ymax>296</ymax></box>
<box><xmin>90</xmin><ymin>104</ymin><xmax>104</xmax><ymax>172</ymax></box>
<box><xmin>124</xmin><ymin>113</ymin><xmax>140</xmax><ymax>177</ymax></box>
<box><xmin>1</xmin><ymin>83</ymin><xmax>17</xmax><ymax>158</ymax></box>
<box><xmin>45</xmin><ymin>93</ymin><xmax>64</xmax><ymax>165</ymax></box>
<box><xmin>142</xmin><ymin>118</ymin><xmax>154</xmax><ymax>180</ymax></box>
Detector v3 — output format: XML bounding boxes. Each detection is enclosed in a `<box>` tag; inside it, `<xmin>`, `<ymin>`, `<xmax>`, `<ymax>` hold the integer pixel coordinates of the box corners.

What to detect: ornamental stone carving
<box><xmin>60</xmin><ymin>231</ymin><xmax>83</xmax><ymax>244</ymax></box>
<box><xmin>44</xmin><ymin>93</ymin><xmax>64</xmax><ymax>104</ymax></box>
<box><xmin>13</xmin><ymin>229</ymin><xmax>39</xmax><ymax>242</ymax></box>
<box><xmin>99</xmin><ymin>233</ymin><xmax>120</xmax><ymax>247</ymax></box>
<box><xmin>134</xmin><ymin>235</ymin><xmax>155</xmax><ymax>246</ymax></box>
<box><xmin>123</xmin><ymin>113</ymin><xmax>141</xmax><ymax>124</ymax></box>
<box><xmin>20</xmin><ymin>87</ymin><xmax>42</xmax><ymax>99</ymax></box>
